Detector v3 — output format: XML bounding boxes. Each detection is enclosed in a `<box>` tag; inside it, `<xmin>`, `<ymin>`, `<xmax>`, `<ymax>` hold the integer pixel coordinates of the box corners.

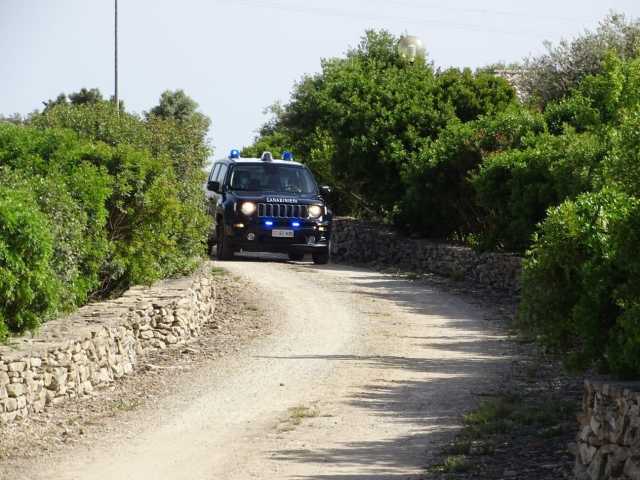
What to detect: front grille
<box><xmin>257</xmin><ymin>203</ymin><xmax>308</xmax><ymax>219</ymax></box>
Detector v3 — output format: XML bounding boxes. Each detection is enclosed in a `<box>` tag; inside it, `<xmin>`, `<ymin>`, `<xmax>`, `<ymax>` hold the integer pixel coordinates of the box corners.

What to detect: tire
<box><xmin>312</xmin><ymin>252</ymin><xmax>329</xmax><ymax>265</ymax></box>
<box><xmin>216</xmin><ymin>225</ymin><xmax>234</xmax><ymax>260</ymax></box>
<box><xmin>288</xmin><ymin>251</ymin><xmax>305</xmax><ymax>261</ymax></box>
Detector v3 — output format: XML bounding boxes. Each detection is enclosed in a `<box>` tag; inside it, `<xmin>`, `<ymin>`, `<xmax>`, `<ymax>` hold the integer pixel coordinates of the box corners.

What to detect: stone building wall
<box><xmin>0</xmin><ymin>263</ymin><xmax>217</xmax><ymax>425</ymax></box>
<box><xmin>576</xmin><ymin>380</ymin><xmax>640</xmax><ymax>480</ymax></box>
<box><xmin>331</xmin><ymin>218</ymin><xmax>522</xmax><ymax>292</ymax></box>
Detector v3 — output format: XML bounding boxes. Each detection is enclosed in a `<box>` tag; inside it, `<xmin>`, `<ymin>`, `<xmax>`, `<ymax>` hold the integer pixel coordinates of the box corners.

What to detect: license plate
<box><xmin>272</xmin><ymin>229</ymin><xmax>294</xmax><ymax>238</ymax></box>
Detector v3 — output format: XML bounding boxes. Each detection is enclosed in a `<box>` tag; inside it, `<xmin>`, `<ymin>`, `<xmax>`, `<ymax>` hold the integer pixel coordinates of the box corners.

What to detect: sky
<box><xmin>2</xmin><ymin>0</ymin><xmax>640</xmax><ymax>160</ymax></box>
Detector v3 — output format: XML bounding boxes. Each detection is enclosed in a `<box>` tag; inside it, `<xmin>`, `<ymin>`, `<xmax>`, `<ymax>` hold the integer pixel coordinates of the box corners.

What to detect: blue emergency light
<box><xmin>292</xmin><ymin>221</ymin><xmax>301</xmax><ymax>228</ymax></box>
<box><xmin>265</xmin><ymin>220</ymin><xmax>274</xmax><ymax>227</ymax></box>
<box><xmin>282</xmin><ymin>151</ymin><xmax>294</xmax><ymax>161</ymax></box>
<box><xmin>229</xmin><ymin>149</ymin><xmax>241</xmax><ymax>159</ymax></box>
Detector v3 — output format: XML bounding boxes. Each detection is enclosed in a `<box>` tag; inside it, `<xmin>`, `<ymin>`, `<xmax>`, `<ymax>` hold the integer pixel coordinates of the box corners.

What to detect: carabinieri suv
<box><xmin>206</xmin><ymin>150</ymin><xmax>332</xmax><ymax>264</ymax></box>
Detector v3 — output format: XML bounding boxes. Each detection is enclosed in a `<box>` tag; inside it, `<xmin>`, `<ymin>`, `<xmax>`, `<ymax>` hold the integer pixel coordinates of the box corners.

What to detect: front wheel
<box><xmin>312</xmin><ymin>252</ymin><xmax>329</xmax><ymax>265</ymax></box>
<box><xmin>216</xmin><ymin>225</ymin><xmax>234</xmax><ymax>260</ymax></box>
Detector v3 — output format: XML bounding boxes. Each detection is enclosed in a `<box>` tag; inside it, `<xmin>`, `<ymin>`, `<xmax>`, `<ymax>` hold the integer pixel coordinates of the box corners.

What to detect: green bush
<box><xmin>473</xmin><ymin>130</ymin><xmax>605</xmax><ymax>252</ymax></box>
<box><xmin>0</xmin><ymin>185</ymin><xmax>59</xmax><ymax>340</ymax></box>
<box><xmin>519</xmin><ymin>189</ymin><xmax>640</xmax><ymax>374</ymax></box>
<box><xmin>398</xmin><ymin>107</ymin><xmax>545</xmax><ymax>240</ymax></box>
<box><xmin>0</xmin><ymin>125</ymin><xmax>112</xmax><ymax>307</ymax></box>
<box><xmin>34</xmin><ymin>102</ymin><xmax>210</xmax><ymax>282</ymax></box>
<box><xmin>0</xmin><ymin>96</ymin><xmax>210</xmax><ymax>337</ymax></box>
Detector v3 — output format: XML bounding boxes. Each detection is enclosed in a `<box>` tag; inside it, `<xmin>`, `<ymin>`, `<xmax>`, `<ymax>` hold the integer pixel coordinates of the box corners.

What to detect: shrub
<box><xmin>0</xmin><ymin>124</ymin><xmax>112</xmax><ymax>307</ymax></box>
<box><xmin>0</xmin><ymin>186</ymin><xmax>59</xmax><ymax>340</ymax></box>
<box><xmin>34</xmin><ymin>102</ymin><xmax>210</xmax><ymax>280</ymax></box>
<box><xmin>398</xmin><ymin>107</ymin><xmax>545</xmax><ymax>240</ymax></box>
<box><xmin>518</xmin><ymin>189</ymin><xmax>640</xmax><ymax>374</ymax></box>
<box><xmin>473</xmin><ymin>130</ymin><xmax>605</xmax><ymax>252</ymax></box>
<box><xmin>0</xmin><ymin>99</ymin><xmax>210</xmax><ymax>337</ymax></box>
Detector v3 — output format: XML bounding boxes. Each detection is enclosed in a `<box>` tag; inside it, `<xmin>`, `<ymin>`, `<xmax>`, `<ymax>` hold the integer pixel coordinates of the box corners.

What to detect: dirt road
<box><xmin>15</xmin><ymin>257</ymin><xmax>511</xmax><ymax>480</ymax></box>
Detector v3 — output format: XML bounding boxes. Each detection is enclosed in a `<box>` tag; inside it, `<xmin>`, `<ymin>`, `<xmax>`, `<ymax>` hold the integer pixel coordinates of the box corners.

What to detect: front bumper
<box><xmin>226</xmin><ymin>217</ymin><xmax>331</xmax><ymax>254</ymax></box>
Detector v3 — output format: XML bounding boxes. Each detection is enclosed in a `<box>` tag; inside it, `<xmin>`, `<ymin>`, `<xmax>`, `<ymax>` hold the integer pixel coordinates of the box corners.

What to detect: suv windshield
<box><xmin>228</xmin><ymin>164</ymin><xmax>318</xmax><ymax>194</ymax></box>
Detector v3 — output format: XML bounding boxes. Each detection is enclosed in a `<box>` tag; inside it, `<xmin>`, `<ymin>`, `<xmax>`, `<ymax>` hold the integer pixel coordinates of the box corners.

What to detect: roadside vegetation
<box><xmin>0</xmin><ymin>90</ymin><xmax>211</xmax><ymax>340</ymax></box>
<box><xmin>430</xmin><ymin>392</ymin><xmax>577</xmax><ymax>478</ymax></box>
<box><xmin>244</xmin><ymin>13</ymin><xmax>640</xmax><ymax>376</ymax></box>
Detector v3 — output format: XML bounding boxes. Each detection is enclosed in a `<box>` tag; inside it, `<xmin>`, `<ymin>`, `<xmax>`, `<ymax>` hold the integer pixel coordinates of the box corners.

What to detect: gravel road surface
<box><xmin>10</xmin><ymin>256</ymin><xmax>511</xmax><ymax>480</ymax></box>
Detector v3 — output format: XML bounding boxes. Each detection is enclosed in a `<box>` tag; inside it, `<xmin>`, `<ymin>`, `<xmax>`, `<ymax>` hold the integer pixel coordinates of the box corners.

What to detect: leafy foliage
<box><xmin>519</xmin><ymin>189</ymin><xmax>640</xmax><ymax>374</ymax></box>
<box><xmin>0</xmin><ymin>184</ymin><xmax>59</xmax><ymax>341</ymax></box>
<box><xmin>515</xmin><ymin>53</ymin><xmax>640</xmax><ymax>375</ymax></box>
<box><xmin>244</xmin><ymin>30</ymin><xmax>516</xmax><ymax>218</ymax></box>
<box><xmin>149</xmin><ymin>89</ymin><xmax>204</xmax><ymax>123</ymax></box>
<box><xmin>399</xmin><ymin>107</ymin><xmax>544</xmax><ymax>240</ymax></box>
<box><xmin>518</xmin><ymin>13</ymin><xmax>640</xmax><ymax>107</ymax></box>
<box><xmin>473</xmin><ymin>129</ymin><xmax>605</xmax><ymax>251</ymax></box>
<box><xmin>0</xmin><ymin>89</ymin><xmax>211</xmax><ymax>338</ymax></box>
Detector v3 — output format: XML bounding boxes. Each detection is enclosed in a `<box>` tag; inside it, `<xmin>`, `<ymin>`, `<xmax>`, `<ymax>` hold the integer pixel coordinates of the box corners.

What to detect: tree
<box><xmin>69</xmin><ymin>88</ymin><xmax>104</xmax><ymax>105</ymax></box>
<box><xmin>517</xmin><ymin>13</ymin><xmax>640</xmax><ymax>107</ymax></box>
<box><xmin>149</xmin><ymin>89</ymin><xmax>201</xmax><ymax>122</ymax></box>
<box><xmin>244</xmin><ymin>30</ymin><xmax>516</xmax><ymax>218</ymax></box>
<box><xmin>43</xmin><ymin>88</ymin><xmax>106</xmax><ymax>111</ymax></box>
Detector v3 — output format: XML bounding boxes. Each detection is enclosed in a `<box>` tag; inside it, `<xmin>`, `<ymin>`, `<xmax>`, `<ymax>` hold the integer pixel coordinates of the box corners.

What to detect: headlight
<box><xmin>240</xmin><ymin>202</ymin><xmax>257</xmax><ymax>216</ymax></box>
<box><xmin>308</xmin><ymin>205</ymin><xmax>322</xmax><ymax>219</ymax></box>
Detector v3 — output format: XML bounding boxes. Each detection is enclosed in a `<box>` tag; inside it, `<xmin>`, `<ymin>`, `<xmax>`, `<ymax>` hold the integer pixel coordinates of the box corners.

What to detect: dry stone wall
<box><xmin>331</xmin><ymin>218</ymin><xmax>522</xmax><ymax>292</ymax></box>
<box><xmin>576</xmin><ymin>380</ymin><xmax>640</xmax><ymax>480</ymax></box>
<box><xmin>0</xmin><ymin>263</ymin><xmax>217</xmax><ymax>425</ymax></box>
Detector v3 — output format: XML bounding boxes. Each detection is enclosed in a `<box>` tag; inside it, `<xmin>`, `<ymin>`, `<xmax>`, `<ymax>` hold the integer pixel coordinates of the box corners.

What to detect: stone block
<box><xmin>81</xmin><ymin>381</ymin><xmax>93</xmax><ymax>395</ymax></box>
<box><xmin>605</xmin><ymin>446</ymin><xmax>629</xmax><ymax>478</ymax></box>
<box><xmin>8</xmin><ymin>362</ymin><xmax>26</xmax><ymax>372</ymax></box>
<box><xmin>50</xmin><ymin>369</ymin><xmax>67</xmax><ymax>391</ymax></box>
<box><xmin>0</xmin><ymin>411</ymin><xmax>18</xmax><ymax>423</ymax></box>
<box><xmin>140</xmin><ymin>330</ymin><xmax>154</xmax><ymax>340</ymax></box>
<box><xmin>111</xmin><ymin>364</ymin><xmax>125</xmax><ymax>379</ymax></box>
<box><xmin>579</xmin><ymin>442</ymin><xmax>597</xmax><ymax>465</ymax></box>
<box><xmin>587</xmin><ymin>448</ymin><xmax>607</xmax><ymax>480</ymax></box>
<box><xmin>6</xmin><ymin>383</ymin><xmax>25</xmax><ymax>398</ymax></box>
<box><xmin>4</xmin><ymin>397</ymin><xmax>17</xmax><ymax>412</ymax></box>
<box><xmin>0</xmin><ymin>371</ymin><xmax>9</xmax><ymax>386</ymax></box>
<box><xmin>625</xmin><ymin>456</ymin><xmax>640</xmax><ymax>480</ymax></box>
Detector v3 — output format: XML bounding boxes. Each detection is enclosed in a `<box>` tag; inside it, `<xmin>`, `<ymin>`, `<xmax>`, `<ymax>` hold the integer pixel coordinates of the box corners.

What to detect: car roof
<box><xmin>215</xmin><ymin>157</ymin><xmax>305</xmax><ymax>167</ymax></box>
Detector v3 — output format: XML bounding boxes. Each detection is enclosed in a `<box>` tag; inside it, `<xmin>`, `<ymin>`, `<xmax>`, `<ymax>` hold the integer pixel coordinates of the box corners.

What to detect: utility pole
<box><xmin>114</xmin><ymin>0</ymin><xmax>119</xmax><ymax>113</ymax></box>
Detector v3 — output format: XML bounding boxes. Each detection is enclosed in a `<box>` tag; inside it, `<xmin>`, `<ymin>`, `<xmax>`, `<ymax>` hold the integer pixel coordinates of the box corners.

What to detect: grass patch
<box><xmin>110</xmin><ymin>398</ymin><xmax>141</xmax><ymax>413</ymax></box>
<box><xmin>277</xmin><ymin>404</ymin><xmax>320</xmax><ymax>432</ymax></box>
<box><xmin>288</xmin><ymin>405</ymin><xmax>319</xmax><ymax>425</ymax></box>
<box><xmin>210</xmin><ymin>266</ymin><xmax>226</xmax><ymax>276</ymax></box>
<box><xmin>430</xmin><ymin>394</ymin><xmax>577</xmax><ymax>477</ymax></box>
<box><xmin>431</xmin><ymin>455</ymin><xmax>472</xmax><ymax>474</ymax></box>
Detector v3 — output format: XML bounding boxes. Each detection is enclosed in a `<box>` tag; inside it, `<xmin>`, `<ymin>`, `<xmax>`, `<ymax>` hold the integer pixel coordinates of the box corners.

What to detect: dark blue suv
<box><xmin>206</xmin><ymin>151</ymin><xmax>332</xmax><ymax>264</ymax></box>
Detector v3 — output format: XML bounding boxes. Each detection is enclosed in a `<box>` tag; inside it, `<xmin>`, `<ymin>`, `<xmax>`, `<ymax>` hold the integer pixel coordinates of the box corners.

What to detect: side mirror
<box><xmin>320</xmin><ymin>185</ymin><xmax>332</xmax><ymax>196</ymax></box>
<box><xmin>207</xmin><ymin>180</ymin><xmax>221</xmax><ymax>193</ymax></box>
